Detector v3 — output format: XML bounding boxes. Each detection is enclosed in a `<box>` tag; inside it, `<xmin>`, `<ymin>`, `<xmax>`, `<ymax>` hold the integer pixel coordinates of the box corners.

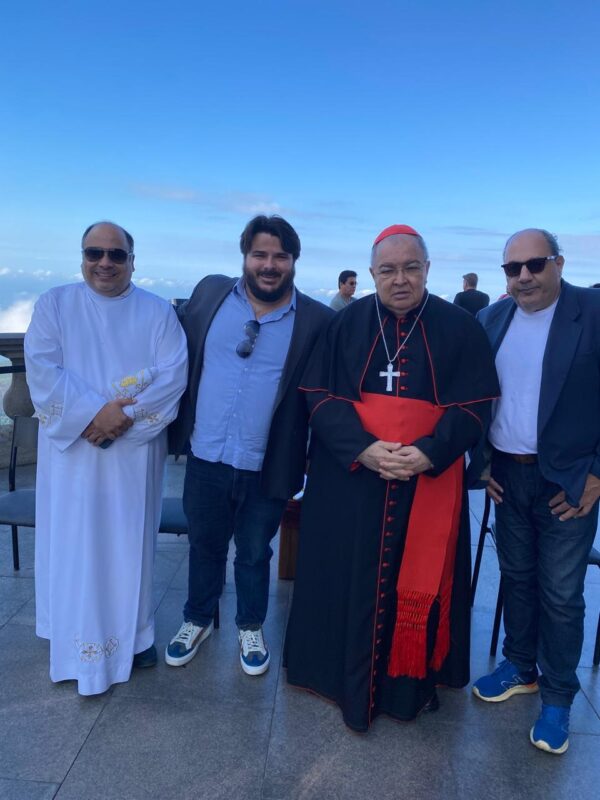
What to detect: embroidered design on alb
<box><xmin>35</xmin><ymin>403</ymin><xmax>63</xmax><ymax>427</ymax></box>
<box><xmin>75</xmin><ymin>639</ymin><xmax>104</xmax><ymax>663</ymax></box>
<box><xmin>112</xmin><ymin>369</ymin><xmax>152</xmax><ymax>399</ymax></box>
<box><xmin>104</xmin><ymin>636</ymin><xmax>119</xmax><ymax>657</ymax></box>
<box><xmin>74</xmin><ymin>636</ymin><xmax>119</xmax><ymax>661</ymax></box>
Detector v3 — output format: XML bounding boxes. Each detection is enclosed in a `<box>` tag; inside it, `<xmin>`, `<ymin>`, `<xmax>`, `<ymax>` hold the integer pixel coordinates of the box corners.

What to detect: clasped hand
<box><xmin>81</xmin><ymin>398</ymin><xmax>136</xmax><ymax>446</ymax></box>
<box><xmin>357</xmin><ymin>440</ymin><xmax>433</xmax><ymax>480</ymax></box>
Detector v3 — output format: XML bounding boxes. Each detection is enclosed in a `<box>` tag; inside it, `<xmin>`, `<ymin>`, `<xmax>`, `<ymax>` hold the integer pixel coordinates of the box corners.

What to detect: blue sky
<box><xmin>1</xmin><ymin>0</ymin><xmax>599</xmax><ymax>330</ymax></box>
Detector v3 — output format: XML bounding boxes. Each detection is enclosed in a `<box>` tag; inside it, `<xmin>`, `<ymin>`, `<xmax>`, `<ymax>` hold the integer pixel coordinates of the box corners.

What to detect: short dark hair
<box><xmin>463</xmin><ymin>272</ymin><xmax>478</xmax><ymax>288</ymax></box>
<box><xmin>81</xmin><ymin>221</ymin><xmax>134</xmax><ymax>251</ymax></box>
<box><xmin>239</xmin><ymin>215</ymin><xmax>301</xmax><ymax>261</ymax></box>
<box><xmin>338</xmin><ymin>270</ymin><xmax>357</xmax><ymax>287</ymax></box>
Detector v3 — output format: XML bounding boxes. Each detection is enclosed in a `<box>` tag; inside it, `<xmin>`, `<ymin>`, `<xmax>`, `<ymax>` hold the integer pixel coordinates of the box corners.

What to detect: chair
<box><xmin>470</xmin><ymin>492</ymin><xmax>493</xmax><ymax>606</ymax></box>
<box><xmin>0</xmin><ymin>415</ymin><xmax>38</xmax><ymax>571</ymax></box>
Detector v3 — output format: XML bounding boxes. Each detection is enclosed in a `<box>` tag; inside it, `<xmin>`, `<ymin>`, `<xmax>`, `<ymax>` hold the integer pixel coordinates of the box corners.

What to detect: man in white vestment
<box><xmin>24</xmin><ymin>221</ymin><xmax>188</xmax><ymax>695</ymax></box>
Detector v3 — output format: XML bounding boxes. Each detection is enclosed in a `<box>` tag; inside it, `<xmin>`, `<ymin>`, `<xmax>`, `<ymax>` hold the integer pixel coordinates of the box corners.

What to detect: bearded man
<box><xmin>166</xmin><ymin>215</ymin><xmax>333</xmax><ymax>675</ymax></box>
<box><xmin>285</xmin><ymin>224</ymin><xmax>498</xmax><ymax>730</ymax></box>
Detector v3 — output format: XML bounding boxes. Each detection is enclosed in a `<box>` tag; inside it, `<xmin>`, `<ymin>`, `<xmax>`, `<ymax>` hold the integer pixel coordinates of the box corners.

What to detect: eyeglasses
<box><xmin>82</xmin><ymin>247</ymin><xmax>132</xmax><ymax>264</ymax></box>
<box><xmin>236</xmin><ymin>320</ymin><xmax>260</xmax><ymax>358</ymax></box>
<box><xmin>374</xmin><ymin>262</ymin><xmax>426</xmax><ymax>280</ymax></box>
<box><xmin>501</xmin><ymin>256</ymin><xmax>558</xmax><ymax>278</ymax></box>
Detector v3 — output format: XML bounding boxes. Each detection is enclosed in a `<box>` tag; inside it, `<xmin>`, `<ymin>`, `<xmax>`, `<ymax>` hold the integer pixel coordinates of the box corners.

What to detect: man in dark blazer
<box><xmin>166</xmin><ymin>215</ymin><xmax>333</xmax><ymax>676</ymax></box>
<box><xmin>453</xmin><ymin>272</ymin><xmax>489</xmax><ymax>315</ymax></box>
<box><xmin>470</xmin><ymin>229</ymin><xmax>600</xmax><ymax>755</ymax></box>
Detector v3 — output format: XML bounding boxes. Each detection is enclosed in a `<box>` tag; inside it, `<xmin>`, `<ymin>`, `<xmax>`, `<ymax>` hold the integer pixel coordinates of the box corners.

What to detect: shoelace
<box><xmin>240</xmin><ymin>629</ymin><xmax>265</xmax><ymax>654</ymax></box>
<box><xmin>172</xmin><ymin>621</ymin><xmax>200</xmax><ymax>647</ymax></box>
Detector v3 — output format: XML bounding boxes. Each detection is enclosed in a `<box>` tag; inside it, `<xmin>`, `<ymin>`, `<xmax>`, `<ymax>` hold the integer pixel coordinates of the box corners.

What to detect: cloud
<box><xmin>130</xmin><ymin>183</ymin><xmax>362</xmax><ymax>222</ymax></box>
<box><xmin>0</xmin><ymin>299</ymin><xmax>36</xmax><ymax>333</ymax></box>
<box><xmin>434</xmin><ymin>226</ymin><xmax>508</xmax><ymax>238</ymax></box>
<box><xmin>0</xmin><ymin>267</ymin><xmax>10</xmax><ymax>276</ymax></box>
<box><xmin>32</xmin><ymin>269</ymin><xmax>53</xmax><ymax>278</ymax></box>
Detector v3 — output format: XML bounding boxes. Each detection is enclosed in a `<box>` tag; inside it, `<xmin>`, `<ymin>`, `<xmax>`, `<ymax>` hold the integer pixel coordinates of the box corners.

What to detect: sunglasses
<box><xmin>236</xmin><ymin>320</ymin><xmax>260</xmax><ymax>358</ymax></box>
<box><xmin>82</xmin><ymin>247</ymin><xmax>132</xmax><ymax>264</ymax></box>
<box><xmin>501</xmin><ymin>255</ymin><xmax>558</xmax><ymax>278</ymax></box>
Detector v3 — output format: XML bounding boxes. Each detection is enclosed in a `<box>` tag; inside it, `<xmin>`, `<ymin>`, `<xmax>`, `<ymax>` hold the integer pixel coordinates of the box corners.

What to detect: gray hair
<box><xmin>370</xmin><ymin>233</ymin><xmax>429</xmax><ymax>267</ymax></box>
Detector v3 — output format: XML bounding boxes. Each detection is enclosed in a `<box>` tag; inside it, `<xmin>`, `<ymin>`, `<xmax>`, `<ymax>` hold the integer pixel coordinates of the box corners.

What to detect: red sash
<box><xmin>354</xmin><ymin>393</ymin><xmax>463</xmax><ymax>679</ymax></box>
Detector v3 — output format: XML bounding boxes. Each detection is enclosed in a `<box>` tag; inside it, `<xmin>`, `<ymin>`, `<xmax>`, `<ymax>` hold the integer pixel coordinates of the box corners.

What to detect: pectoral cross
<box><xmin>380</xmin><ymin>363</ymin><xmax>400</xmax><ymax>392</ymax></box>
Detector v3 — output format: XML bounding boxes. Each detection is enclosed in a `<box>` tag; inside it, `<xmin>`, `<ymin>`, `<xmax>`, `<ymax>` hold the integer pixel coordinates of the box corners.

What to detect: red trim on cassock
<box><xmin>354</xmin><ymin>392</ymin><xmax>463</xmax><ymax>680</ymax></box>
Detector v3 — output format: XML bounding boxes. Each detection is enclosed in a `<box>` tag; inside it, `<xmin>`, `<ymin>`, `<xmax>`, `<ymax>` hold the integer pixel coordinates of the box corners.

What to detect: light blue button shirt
<box><xmin>190</xmin><ymin>279</ymin><xmax>296</xmax><ymax>471</ymax></box>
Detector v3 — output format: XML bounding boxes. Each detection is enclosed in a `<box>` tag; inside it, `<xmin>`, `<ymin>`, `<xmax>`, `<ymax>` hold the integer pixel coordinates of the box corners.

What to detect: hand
<box><xmin>549</xmin><ymin>474</ymin><xmax>600</xmax><ymax>521</ymax></box>
<box><xmin>81</xmin><ymin>398</ymin><xmax>136</xmax><ymax>445</ymax></box>
<box><xmin>486</xmin><ymin>476</ymin><xmax>504</xmax><ymax>504</ymax></box>
<box><xmin>357</xmin><ymin>440</ymin><xmax>403</xmax><ymax>475</ymax></box>
<box><xmin>378</xmin><ymin>445</ymin><xmax>433</xmax><ymax>481</ymax></box>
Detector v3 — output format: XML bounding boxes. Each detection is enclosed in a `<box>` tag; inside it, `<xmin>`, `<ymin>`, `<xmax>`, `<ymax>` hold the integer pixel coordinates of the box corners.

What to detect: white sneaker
<box><xmin>238</xmin><ymin>627</ymin><xmax>270</xmax><ymax>675</ymax></box>
<box><xmin>165</xmin><ymin>620</ymin><xmax>213</xmax><ymax>666</ymax></box>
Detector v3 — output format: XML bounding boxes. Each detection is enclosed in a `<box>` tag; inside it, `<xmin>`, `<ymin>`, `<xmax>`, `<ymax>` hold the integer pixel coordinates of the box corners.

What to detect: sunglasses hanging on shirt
<box><xmin>236</xmin><ymin>319</ymin><xmax>260</xmax><ymax>358</ymax></box>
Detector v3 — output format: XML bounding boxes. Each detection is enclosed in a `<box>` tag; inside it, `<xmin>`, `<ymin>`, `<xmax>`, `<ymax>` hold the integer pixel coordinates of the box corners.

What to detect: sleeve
<box><xmin>120</xmin><ymin>306</ymin><xmax>189</xmax><ymax>445</ymax></box>
<box><xmin>413</xmin><ymin>400</ymin><xmax>492</xmax><ymax>477</ymax></box>
<box><xmin>306</xmin><ymin>391</ymin><xmax>377</xmax><ymax>471</ymax></box>
<box><xmin>24</xmin><ymin>292</ymin><xmax>108</xmax><ymax>451</ymax></box>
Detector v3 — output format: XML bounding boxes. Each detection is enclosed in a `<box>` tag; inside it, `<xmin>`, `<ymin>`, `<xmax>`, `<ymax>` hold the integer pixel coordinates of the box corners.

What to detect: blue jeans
<box><xmin>182</xmin><ymin>456</ymin><xmax>286</xmax><ymax>629</ymax></box>
<box><xmin>492</xmin><ymin>451</ymin><xmax>598</xmax><ymax>707</ymax></box>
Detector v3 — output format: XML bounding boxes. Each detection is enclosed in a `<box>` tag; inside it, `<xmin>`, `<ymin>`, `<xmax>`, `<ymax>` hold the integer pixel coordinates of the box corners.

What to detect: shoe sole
<box><xmin>472</xmin><ymin>681</ymin><xmax>539</xmax><ymax>703</ymax></box>
<box><xmin>165</xmin><ymin>622</ymin><xmax>214</xmax><ymax>667</ymax></box>
<box><xmin>240</xmin><ymin>652</ymin><xmax>270</xmax><ymax>676</ymax></box>
<box><xmin>530</xmin><ymin>728</ymin><xmax>569</xmax><ymax>754</ymax></box>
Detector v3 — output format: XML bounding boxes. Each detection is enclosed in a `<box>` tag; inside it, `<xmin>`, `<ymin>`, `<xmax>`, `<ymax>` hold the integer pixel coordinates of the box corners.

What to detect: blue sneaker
<box><xmin>239</xmin><ymin>627</ymin><xmax>270</xmax><ymax>676</ymax></box>
<box><xmin>530</xmin><ymin>704</ymin><xmax>570</xmax><ymax>754</ymax></box>
<box><xmin>165</xmin><ymin>620</ymin><xmax>213</xmax><ymax>666</ymax></box>
<box><xmin>472</xmin><ymin>659</ymin><xmax>538</xmax><ymax>702</ymax></box>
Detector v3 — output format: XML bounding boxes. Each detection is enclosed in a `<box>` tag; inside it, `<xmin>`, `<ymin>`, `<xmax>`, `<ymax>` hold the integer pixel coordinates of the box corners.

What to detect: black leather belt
<box><xmin>494</xmin><ymin>449</ymin><xmax>537</xmax><ymax>464</ymax></box>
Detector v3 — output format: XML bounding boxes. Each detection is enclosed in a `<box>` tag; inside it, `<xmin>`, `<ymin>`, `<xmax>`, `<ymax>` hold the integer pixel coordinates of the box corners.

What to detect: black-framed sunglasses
<box><xmin>82</xmin><ymin>247</ymin><xmax>132</xmax><ymax>264</ymax></box>
<box><xmin>501</xmin><ymin>255</ymin><xmax>558</xmax><ymax>278</ymax></box>
<box><xmin>236</xmin><ymin>320</ymin><xmax>260</xmax><ymax>358</ymax></box>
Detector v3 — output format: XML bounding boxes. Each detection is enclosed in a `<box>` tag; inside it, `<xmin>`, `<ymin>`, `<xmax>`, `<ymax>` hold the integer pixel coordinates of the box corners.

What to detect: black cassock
<box><xmin>284</xmin><ymin>292</ymin><xmax>499</xmax><ymax>731</ymax></box>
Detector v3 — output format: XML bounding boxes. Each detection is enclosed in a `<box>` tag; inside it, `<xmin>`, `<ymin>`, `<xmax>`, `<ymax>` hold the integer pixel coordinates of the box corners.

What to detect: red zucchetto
<box><xmin>373</xmin><ymin>224</ymin><xmax>421</xmax><ymax>246</ymax></box>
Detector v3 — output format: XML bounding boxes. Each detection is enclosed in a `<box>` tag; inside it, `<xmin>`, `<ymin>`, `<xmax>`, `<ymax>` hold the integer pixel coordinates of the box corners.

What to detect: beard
<box><xmin>243</xmin><ymin>263</ymin><xmax>295</xmax><ymax>303</ymax></box>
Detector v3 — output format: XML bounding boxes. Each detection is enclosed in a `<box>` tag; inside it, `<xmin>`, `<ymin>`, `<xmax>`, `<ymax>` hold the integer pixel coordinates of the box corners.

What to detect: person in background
<box><xmin>453</xmin><ymin>272</ymin><xmax>489</xmax><ymax>315</ymax></box>
<box><xmin>330</xmin><ymin>270</ymin><xmax>357</xmax><ymax>310</ymax></box>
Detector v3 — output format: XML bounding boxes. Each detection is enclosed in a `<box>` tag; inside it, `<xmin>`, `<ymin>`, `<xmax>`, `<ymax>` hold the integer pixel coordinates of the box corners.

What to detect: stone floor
<box><xmin>1</xmin><ymin>459</ymin><xmax>599</xmax><ymax>800</ymax></box>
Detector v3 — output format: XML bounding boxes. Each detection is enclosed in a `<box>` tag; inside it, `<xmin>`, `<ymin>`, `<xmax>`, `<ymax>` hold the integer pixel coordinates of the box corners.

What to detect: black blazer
<box><xmin>168</xmin><ymin>275</ymin><xmax>334</xmax><ymax>500</ymax></box>
<box><xmin>468</xmin><ymin>281</ymin><xmax>600</xmax><ymax>505</ymax></box>
<box><xmin>453</xmin><ymin>289</ymin><xmax>489</xmax><ymax>316</ymax></box>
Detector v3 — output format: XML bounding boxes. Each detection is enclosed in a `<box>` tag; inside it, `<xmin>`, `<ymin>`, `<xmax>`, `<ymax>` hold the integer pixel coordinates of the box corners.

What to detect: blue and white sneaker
<box><xmin>530</xmin><ymin>704</ymin><xmax>570</xmax><ymax>754</ymax></box>
<box><xmin>239</xmin><ymin>627</ymin><xmax>270</xmax><ymax>675</ymax></box>
<box><xmin>165</xmin><ymin>620</ymin><xmax>213</xmax><ymax>666</ymax></box>
<box><xmin>472</xmin><ymin>659</ymin><xmax>538</xmax><ymax>702</ymax></box>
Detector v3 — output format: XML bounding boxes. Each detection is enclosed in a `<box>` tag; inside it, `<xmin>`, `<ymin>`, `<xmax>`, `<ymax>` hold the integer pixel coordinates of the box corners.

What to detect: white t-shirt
<box><xmin>489</xmin><ymin>299</ymin><xmax>558</xmax><ymax>454</ymax></box>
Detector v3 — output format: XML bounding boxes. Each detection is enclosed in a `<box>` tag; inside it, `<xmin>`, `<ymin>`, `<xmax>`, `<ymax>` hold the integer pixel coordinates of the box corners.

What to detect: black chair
<box><xmin>0</xmin><ymin>415</ymin><xmax>38</xmax><ymax>570</ymax></box>
<box><xmin>470</xmin><ymin>492</ymin><xmax>493</xmax><ymax>607</ymax></box>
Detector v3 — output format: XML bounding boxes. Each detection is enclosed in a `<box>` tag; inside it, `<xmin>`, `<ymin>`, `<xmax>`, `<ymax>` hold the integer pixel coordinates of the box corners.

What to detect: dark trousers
<box><xmin>182</xmin><ymin>456</ymin><xmax>286</xmax><ymax>629</ymax></box>
<box><xmin>492</xmin><ymin>452</ymin><xmax>598</xmax><ymax>707</ymax></box>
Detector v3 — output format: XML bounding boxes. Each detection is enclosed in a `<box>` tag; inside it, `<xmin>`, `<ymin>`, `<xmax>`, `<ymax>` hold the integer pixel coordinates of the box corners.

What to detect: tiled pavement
<box><xmin>1</xmin><ymin>459</ymin><xmax>599</xmax><ymax>800</ymax></box>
